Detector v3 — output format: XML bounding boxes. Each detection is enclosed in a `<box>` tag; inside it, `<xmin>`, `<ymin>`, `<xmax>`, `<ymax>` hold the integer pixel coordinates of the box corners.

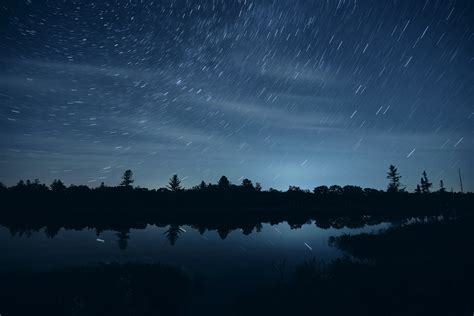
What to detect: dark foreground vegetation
<box><xmin>235</xmin><ymin>215</ymin><xmax>474</xmax><ymax>316</ymax></box>
<box><xmin>0</xmin><ymin>263</ymin><xmax>192</xmax><ymax>316</ymax></box>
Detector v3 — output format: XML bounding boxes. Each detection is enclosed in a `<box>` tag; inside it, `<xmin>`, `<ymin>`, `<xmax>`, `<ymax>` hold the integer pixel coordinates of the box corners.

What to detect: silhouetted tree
<box><xmin>364</xmin><ymin>188</ymin><xmax>380</xmax><ymax>195</ymax></box>
<box><xmin>16</xmin><ymin>180</ymin><xmax>26</xmax><ymax>189</ymax></box>
<box><xmin>198</xmin><ymin>181</ymin><xmax>207</xmax><ymax>191</ymax></box>
<box><xmin>342</xmin><ymin>185</ymin><xmax>364</xmax><ymax>195</ymax></box>
<box><xmin>288</xmin><ymin>185</ymin><xmax>303</xmax><ymax>192</ymax></box>
<box><xmin>120</xmin><ymin>170</ymin><xmax>134</xmax><ymax>187</ymax></box>
<box><xmin>50</xmin><ymin>179</ymin><xmax>66</xmax><ymax>192</ymax></box>
<box><xmin>387</xmin><ymin>165</ymin><xmax>402</xmax><ymax>192</ymax></box>
<box><xmin>18</xmin><ymin>179</ymin><xmax>47</xmax><ymax>192</ymax></box>
<box><xmin>313</xmin><ymin>185</ymin><xmax>329</xmax><ymax>195</ymax></box>
<box><xmin>167</xmin><ymin>174</ymin><xmax>182</xmax><ymax>192</ymax></box>
<box><xmin>241</xmin><ymin>178</ymin><xmax>254</xmax><ymax>190</ymax></box>
<box><xmin>255</xmin><ymin>182</ymin><xmax>262</xmax><ymax>192</ymax></box>
<box><xmin>218</xmin><ymin>176</ymin><xmax>230</xmax><ymax>190</ymax></box>
<box><xmin>329</xmin><ymin>185</ymin><xmax>343</xmax><ymax>194</ymax></box>
<box><xmin>68</xmin><ymin>184</ymin><xmax>91</xmax><ymax>195</ymax></box>
<box><xmin>37</xmin><ymin>180</ymin><xmax>48</xmax><ymax>191</ymax></box>
<box><xmin>415</xmin><ymin>184</ymin><xmax>422</xmax><ymax>194</ymax></box>
<box><xmin>420</xmin><ymin>171</ymin><xmax>432</xmax><ymax>193</ymax></box>
<box><xmin>439</xmin><ymin>180</ymin><xmax>446</xmax><ymax>193</ymax></box>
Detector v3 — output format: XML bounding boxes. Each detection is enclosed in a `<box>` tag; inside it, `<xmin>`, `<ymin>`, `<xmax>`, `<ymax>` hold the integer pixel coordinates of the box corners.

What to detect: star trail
<box><xmin>1</xmin><ymin>0</ymin><xmax>472</xmax><ymax>190</ymax></box>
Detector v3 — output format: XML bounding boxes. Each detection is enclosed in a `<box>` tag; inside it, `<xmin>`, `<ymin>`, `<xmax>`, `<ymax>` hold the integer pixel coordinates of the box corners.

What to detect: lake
<box><xmin>0</xmin><ymin>221</ymin><xmax>390</xmax><ymax>308</ymax></box>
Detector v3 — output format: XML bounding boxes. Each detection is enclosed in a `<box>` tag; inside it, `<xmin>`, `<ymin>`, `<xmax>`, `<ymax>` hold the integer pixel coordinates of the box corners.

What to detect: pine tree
<box><xmin>420</xmin><ymin>171</ymin><xmax>432</xmax><ymax>193</ymax></box>
<box><xmin>198</xmin><ymin>181</ymin><xmax>207</xmax><ymax>191</ymax></box>
<box><xmin>167</xmin><ymin>174</ymin><xmax>182</xmax><ymax>192</ymax></box>
<box><xmin>386</xmin><ymin>165</ymin><xmax>402</xmax><ymax>192</ymax></box>
<box><xmin>120</xmin><ymin>170</ymin><xmax>134</xmax><ymax>187</ymax></box>
<box><xmin>50</xmin><ymin>179</ymin><xmax>66</xmax><ymax>192</ymax></box>
<box><xmin>415</xmin><ymin>184</ymin><xmax>422</xmax><ymax>194</ymax></box>
<box><xmin>439</xmin><ymin>180</ymin><xmax>446</xmax><ymax>193</ymax></box>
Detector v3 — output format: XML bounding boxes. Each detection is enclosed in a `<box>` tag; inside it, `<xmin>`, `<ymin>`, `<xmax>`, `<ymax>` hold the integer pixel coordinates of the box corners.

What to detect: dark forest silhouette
<box><xmin>1</xmin><ymin>165</ymin><xmax>471</xmax><ymax>248</ymax></box>
<box><xmin>0</xmin><ymin>166</ymin><xmax>469</xmax><ymax>212</ymax></box>
<box><xmin>1</xmin><ymin>165</ymin><xmax>471</xmax><ymax>235</ymax></box>
<box><xmin>0</xmin><ymin>165</ymin><xmax>464</xmax><ymax>196</ymax></box>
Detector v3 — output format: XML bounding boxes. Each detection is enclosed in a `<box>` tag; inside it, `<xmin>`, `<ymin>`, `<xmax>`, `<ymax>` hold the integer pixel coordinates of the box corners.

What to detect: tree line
<box><xmin>0</xmin><ymin>164</ymin><xmax>471</xmax><ymax>242</ymax></box>
<box><xmin>0</xmin><ymin>164</ymin><xmax>458</xmax><ymax>195</ymax></box>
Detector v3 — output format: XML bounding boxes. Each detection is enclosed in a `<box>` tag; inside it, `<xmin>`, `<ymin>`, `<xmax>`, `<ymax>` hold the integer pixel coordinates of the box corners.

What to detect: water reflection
<box><xmin>116</xmin><ymin>229</ymin><xmax>130</xmax><ymax>250</ymax></box>
<box><xmin>0</xmin><ymin>219</ymin><xmax>391</xmax><ymax>274</ymax></box>
<box><xmin>1</xmin><ymin>204</ymin><xmax>415</xmax><ymax>247</ymax></box>
<box><xmin>0</xmin><ymin>217</ymin><xmax>469</xmax><ymax>316</ymax></box>
<box><xmin>2</xmin><ymin>216</ymin><xmax>394</xmax><ymax>248</ymax></box>
<box><xmin>164</xmin><ymin>224</ymin><xmax>182</xmax><ymax>246</ymax></box>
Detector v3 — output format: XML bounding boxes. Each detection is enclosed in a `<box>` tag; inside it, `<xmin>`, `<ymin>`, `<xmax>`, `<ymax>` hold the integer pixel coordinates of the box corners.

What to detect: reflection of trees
<box><xmin>315</xmin><ymin>220</ymin><xmax>331</xmax><ymax>229</ymax></box>
<box><xmin>194</xmin><ymin>224</ymin><xmax>206</xmax><ymax>235</ymax></box>
<box><xmin>315</xmin><ymin>216</ymin><xmax>377</xmax><ymax>230</ymax></box>
<box><xmin>8</xmin><ymin>226</ymin><xmax>33</xmax><ymax>237</ymax></box>
<box><xmin>164</xmin><ymin>224</ymin><xmax>181</xmax><ymax>246</ymax></box>
<box><xmin>217</xmin><ymin>227</ymin><xmax>230</xmax><ymax>239</ymax></box>
<box><xmin>45</xmin><ymin>225</ymin><xmax>61</xmax><ymax>238</ymax></box>
<box><xmin>116</xmin><ymin>229</ymin><xmax>130</xmax><ymax>250</ymax></box>
<box><xmin>242</xmin><ymin>226</ymin><xmax>253</xmax><ymax>235</ymax></box>
<box><xmin>1</xmin><ymin>208</ymin><xmax>449</xmax><ymax>246</ymax></box>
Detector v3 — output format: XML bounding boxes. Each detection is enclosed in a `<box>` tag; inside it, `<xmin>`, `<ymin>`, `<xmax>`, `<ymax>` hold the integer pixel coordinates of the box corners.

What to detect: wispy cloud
<box><xmin>201</xmin><ymin>98</ymin><xmax>346</xmax><ymax>132</ymax></box>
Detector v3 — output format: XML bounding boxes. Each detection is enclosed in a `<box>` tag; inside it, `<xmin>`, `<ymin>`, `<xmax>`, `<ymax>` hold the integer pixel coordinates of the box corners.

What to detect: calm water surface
<box><xmin>0</xmin><ymin>221</ymin><xmax>389</xmax><ymax>304</ymax></box>
<box><xmin>0</xmin><ymin>221</ymin><xmax>389</xmax><ymax>270</ymax></box>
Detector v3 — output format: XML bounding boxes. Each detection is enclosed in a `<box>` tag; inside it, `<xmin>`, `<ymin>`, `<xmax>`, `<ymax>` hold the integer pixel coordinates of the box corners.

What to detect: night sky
<box><xmin>1</xmin><ymin>0</ymin><xmax>473</xmax><ymax>191</ymax></box>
